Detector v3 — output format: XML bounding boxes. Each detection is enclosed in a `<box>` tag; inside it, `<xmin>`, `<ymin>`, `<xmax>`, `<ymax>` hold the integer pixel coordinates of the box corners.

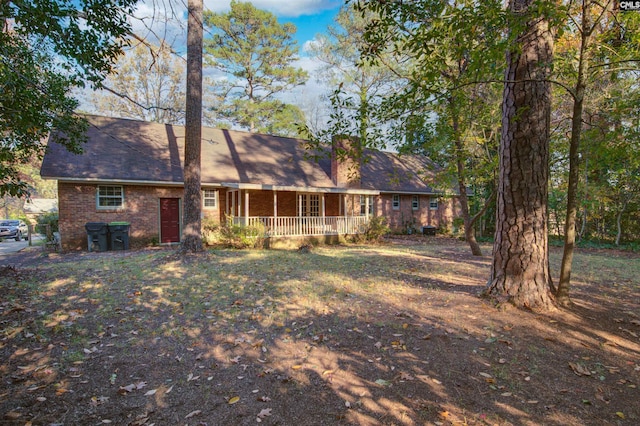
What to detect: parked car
<box><xmin>0</xmin><ymin>220</ymin><xmax>29</xmax><ymax>241</ymax></box>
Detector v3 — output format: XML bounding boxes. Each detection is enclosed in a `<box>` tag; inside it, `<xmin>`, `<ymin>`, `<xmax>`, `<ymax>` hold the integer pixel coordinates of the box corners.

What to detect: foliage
<box><xmin>362</xmin><ymin>216</ymin><xmax>390</xmax><ymax>242</ymax></box>
<box><xmin>551</xmin><ymin>4</ymin><xmax>640</xmax><ymax>246</ymax></box>
<box><xmin>355</xmin><ymin>0</ymin><xmax>505</xmax><ymax>256</ymax></box>
<box><xmin>92</xmin><ymin>41</ymin><xmax>186</xmax><ymax>124</ymax></box>
<box><xmin>202</xmin><ymin>217</ymin><xmax>267</xmax><ymax>249</ymax></box>
<box><xmin>36</xmin><ymin>212</ymin><xmax>59</xmax><ymax>240</ymax></box>
<box><xmin>0</xmin><ymin>0</ymin><xmax>138</xmax><ymax>198</ymax></box>
<box><xmin>203</xmin><ymin>1</ymin><xmax>307</xmax><ymax>135</ymax></box>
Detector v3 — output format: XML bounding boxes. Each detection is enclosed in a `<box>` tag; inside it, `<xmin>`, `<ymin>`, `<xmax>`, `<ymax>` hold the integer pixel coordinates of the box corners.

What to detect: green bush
<box><xmin>36</xmin><ymin>212</ymin><xmax>59</xmax><ymax>241</ymax></box>
<box><xmin>202</xmin><ymin>216</ymin><xmax>267</xmax><ymax>249</ymax></box>
<box><xmin>363</xmin><ymin>216</ymin><xmax>390</xmax><ymax>242</ymax></box>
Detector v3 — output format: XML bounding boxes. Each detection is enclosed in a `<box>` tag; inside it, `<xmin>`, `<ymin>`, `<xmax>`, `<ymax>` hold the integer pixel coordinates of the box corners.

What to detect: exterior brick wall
<box><xmin>58</xmin><ymin>182</ymin><xmax>184</xmax><ymax>250</ymax></box>
<box><xmin>377</xmin><ymin>193</ymin><xmax>460</xmax><ymax>233</ymax></box>
<box><xmin>58</xmin><ymin>182</ymin><xmax>461</xmax><ymax>250</ymax></box>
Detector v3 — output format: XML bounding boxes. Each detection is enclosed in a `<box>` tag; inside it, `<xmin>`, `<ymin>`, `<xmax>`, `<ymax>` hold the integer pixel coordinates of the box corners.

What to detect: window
<box><xmin>392</xmin><ymin>194</ymin><xmax>400</xmax><ymax>210</ymax></box>
<box><xmin>360</xmin><ymin>195</ymin><xmax>374</xmax><ymax>215</ymax></box>
<box><xmin>412</xmin><ymin>195</ymin><xmax>419</xmax><ymax>210</ymax></box>
<box><xmin>97</xmin><ymin>185</ymin><xmax>123</xmax><ymax>209</ymax></box>
<box><xmin>430</xmin><ymin>198</ymin><xmax>439</xmax><ymax>210</ymax></box>
<box><xmin>300</xmin><ymin>193</ymin><xmax>320</xmax><ymax>217</ymax></box>
<box><xmin>203</xmin><ymin>189</ymin><xmax>218</xmax><ymax>208</ymax></box>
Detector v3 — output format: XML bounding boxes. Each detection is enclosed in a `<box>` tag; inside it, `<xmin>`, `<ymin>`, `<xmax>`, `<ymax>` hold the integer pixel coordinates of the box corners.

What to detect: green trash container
<box><xmin>85</xmin><ymin>222</ymin><xmax>109</xmax><ymax>252</ymax></box>
<box><xmin>108</xmin><ymin>222</ymin><xmax>130</xmax><ymax>250</ymax></box>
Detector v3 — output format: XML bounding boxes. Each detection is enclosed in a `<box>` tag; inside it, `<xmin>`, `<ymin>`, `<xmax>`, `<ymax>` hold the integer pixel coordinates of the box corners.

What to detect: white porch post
<box><xmin>365</xmin><ymin>195</ymin><xmax>370</xmax><ymax>218</ymax></box>
<box><xmin>244</xmin><ymin>191</ymin><xmax>249</xmax><ymax>224</ymax></box>
<box><xmin>298</xmin><ymin>194</ymin><xmax>302</xmax><ymax>217</ymax></box>
<box><xmin>321</xmin><ymin>194</ymin><xmax>326</xmax><ymax>217</ymax></box>
<box><xmin>273</xmin><ymin>191</ymin><xmax>278</xmax><ymax>218</ymax></box>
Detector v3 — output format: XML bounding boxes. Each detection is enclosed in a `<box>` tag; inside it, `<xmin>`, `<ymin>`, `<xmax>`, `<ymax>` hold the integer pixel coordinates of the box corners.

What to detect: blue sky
<box><xmin>281</xmin><ymin>7</ymin><xmax>340</xmax><ymax>52</ymax></box>
<box><xmin>203</xmin><ymin>0</ymin><xmax>342</xmax><ymax>53</ymax></box>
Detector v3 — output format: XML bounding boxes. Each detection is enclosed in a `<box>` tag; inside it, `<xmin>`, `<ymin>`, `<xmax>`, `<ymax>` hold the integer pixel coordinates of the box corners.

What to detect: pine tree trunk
<box><xmin>485</xmin><ymin>0</ymin><xmax>555</xmax><ymax>310</ymax></box>
<box><xmin>181</xmin><ymin>0</ymin><xmax>204</xmax><ymax>252</ymax></box>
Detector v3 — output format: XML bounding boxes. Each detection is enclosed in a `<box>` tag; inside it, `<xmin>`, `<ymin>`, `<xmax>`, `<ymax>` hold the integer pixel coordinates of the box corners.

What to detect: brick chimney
<box><xmin>331</xmin><ymin>135</ymin><xmax>361</xmax><ymax>188</ymax></box>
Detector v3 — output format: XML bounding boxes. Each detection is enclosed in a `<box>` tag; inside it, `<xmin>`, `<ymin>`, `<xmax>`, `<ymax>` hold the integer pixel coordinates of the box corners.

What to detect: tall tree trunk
<box><xmin>556</xmin><ymin>0</ymin><xmax>591</xmax><ymax>306</ymax></box>
<box><xmin>181</xmin><ymin>0</ymin><xmax>204</xmax><ymax>252</ymax></box>
<box><xmin>451</xmin><ymin>102</ymin><xmax>482</xmax><ymax>256</ymax></box>
<box><xmin>485</xmin><ymin>0</ymin><xmax>555</xmax><ymax>310</ymax></box>
<box><xmin>615</xmin><ymin>199</ymin><xmax>627</xmax><ymax>246</ymax></box>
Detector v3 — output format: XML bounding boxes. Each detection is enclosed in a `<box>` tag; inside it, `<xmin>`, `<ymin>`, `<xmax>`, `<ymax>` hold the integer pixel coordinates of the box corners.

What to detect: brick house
<box><xmin>40</xmin><ymin>115</ymin><xmax>461</xmax><ymax>250</ymax></box>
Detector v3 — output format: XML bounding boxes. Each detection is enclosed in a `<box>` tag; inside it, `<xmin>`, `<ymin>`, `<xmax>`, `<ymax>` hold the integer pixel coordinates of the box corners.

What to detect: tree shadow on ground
<box><xmin>0</xmin><ymin>242</ymin><xmax>638</xmax><ymax>425</ymax></box>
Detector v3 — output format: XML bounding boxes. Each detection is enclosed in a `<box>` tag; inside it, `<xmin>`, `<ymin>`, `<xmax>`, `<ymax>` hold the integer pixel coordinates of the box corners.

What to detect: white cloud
<box><xmin>204</xmin><ymin>0</ymin><xmax>341</xmax><ymax>17</ymax></box>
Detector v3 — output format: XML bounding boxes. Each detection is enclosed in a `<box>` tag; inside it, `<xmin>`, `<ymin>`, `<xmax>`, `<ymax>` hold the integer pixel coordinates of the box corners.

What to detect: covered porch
<box><xmin>223</xmin><ymin>183</ymin><xmax>379</xmax><ymax>238</ymax></box>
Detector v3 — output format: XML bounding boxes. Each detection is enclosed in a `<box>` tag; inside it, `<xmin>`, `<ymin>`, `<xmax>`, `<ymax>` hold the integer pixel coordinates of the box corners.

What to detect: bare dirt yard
<box><xmin>0</xmin><ymin>237</ymin><xmax>638</xmax><ymax>425</ymax></box>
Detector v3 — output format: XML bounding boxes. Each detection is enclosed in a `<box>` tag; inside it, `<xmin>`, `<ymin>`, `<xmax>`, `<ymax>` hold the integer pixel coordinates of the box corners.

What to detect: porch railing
<box><xmin>233</xmin><ymin>216</ymin><xmax>369</xmax><ymax>237</ymax></box>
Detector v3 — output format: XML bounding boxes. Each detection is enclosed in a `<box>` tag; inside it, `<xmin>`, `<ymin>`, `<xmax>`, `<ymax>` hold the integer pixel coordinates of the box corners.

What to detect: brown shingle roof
<box><xmin>41</xmin><ymin>115</ymin><xmax>445</xmax><ymax>194</ymax></box>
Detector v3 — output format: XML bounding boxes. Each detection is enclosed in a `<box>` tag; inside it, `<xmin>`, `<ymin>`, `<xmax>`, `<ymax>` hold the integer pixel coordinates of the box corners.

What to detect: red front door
<box><xmin>160</xmin><ymin>198</ymin><xmax>180</xmax><ymax>243</ymax></box>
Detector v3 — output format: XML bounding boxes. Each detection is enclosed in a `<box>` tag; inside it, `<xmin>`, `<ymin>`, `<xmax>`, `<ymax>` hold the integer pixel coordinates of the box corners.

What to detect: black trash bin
<box><xmin>108</xmin><ymin>222</ymin><xmax>130</xmax><ymax>250</ymax></box>
<box><xmin>422</xmin><ymin>225</ymin><xmax>436</xmax><ymax>236</ymax></box>
<box><xmin>85</xmin><ymin>222</ymin><xmax>109</xmax><ymax>252</ymax></box>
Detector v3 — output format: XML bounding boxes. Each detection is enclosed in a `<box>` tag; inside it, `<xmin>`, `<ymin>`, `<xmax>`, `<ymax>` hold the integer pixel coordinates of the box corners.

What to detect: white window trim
<box><xmin>430</xmin><ymin>198</ymin><xmax>439</xmax><ymax>210</ymax></box>
<box><xmin>360</xmin><ymin>195</ymin><xmax>373</xmax><ymax>216</ymax></box>
<box><xmin>298</xmin><ymin>192</ymin><xmax>321</xmax><ymax>217</ymax></box>
<box><xmin>392</xmin><ymin>194</ymin><xmax>400</xmax><ymax>210</ymax></box>
<box><xmin>96</xmin><ymin>185</ymin><xmax>124</xmax><ymax>210</ymax></box>
<box><xmin>412</xmin><ymin>195</ymin><xmax>419</xmax><ymax>210</ymax></box>
<box><xmin>203</xmin><ymin>189</ymin><xmax>218</xmax><ymax>209</ymax></box>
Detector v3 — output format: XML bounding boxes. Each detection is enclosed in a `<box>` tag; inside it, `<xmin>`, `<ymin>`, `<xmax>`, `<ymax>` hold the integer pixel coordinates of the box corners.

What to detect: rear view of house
<box><xmin>40</xmin><ymin>116</ymin><xmax>460</xmax><ymax>250</ymax></box>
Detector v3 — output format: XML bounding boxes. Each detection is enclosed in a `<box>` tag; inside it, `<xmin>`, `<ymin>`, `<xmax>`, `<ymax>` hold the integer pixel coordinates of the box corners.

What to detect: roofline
<box><xmin>45</xmin><ymin>178</ymin><xmax>380</xmax><ymax>195</ymax></box>
<box><xmin>221</xmin><ymin>182</ymin><xmax>380</xmax><ymax>195</ymax></box>
<box><xmin>45</xmin><ymin>177</ymin><xmax>188</xmax><ymax>187</ymax></box>
<box><xmin>378</xmin><ymin>190</ymin><xmax>453</xmax><ymax>196</ymax></box>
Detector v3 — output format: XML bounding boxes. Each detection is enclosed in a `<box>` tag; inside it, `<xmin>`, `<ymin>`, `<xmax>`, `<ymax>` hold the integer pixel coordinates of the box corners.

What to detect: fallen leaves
<box><xmin>118</xmin><ymin>381</ymin><xmax>146</xmax><ymax>395</ymax></box>
<box><xmin>569</xmin><ymin>362</ymin><xmax>592</xmax><ymax>377</ymax></box>
<box><xmin>185</xmin><ymin>410</ymin><xmax>201</xmax><ymax>418</ymax></box>
<box><xmin>256</xmin><ymin>408</ymin><xmax>272</xmax><ymax>422</ymax></box>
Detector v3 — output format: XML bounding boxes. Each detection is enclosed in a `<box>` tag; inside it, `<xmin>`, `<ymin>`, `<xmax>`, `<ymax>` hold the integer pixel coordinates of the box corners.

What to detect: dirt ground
<box><xmin>0</xmin><ymin>237</ymin><xmax>638</xmax><ymax>425</ymax></box>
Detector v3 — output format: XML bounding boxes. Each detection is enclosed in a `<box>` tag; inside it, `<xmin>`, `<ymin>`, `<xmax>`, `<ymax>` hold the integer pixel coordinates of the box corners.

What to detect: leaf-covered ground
<box><xmin>0</xmin><ymin>237</ymin><xmax>638</xmax><ymax>425</ymax></box>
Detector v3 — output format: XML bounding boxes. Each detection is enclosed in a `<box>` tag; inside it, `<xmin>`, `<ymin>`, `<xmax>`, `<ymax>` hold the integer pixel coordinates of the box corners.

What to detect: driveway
<box><xmin>0</xmin><ymin>235</ymin><xmax>44</xmax><ymax>256</ymax></box>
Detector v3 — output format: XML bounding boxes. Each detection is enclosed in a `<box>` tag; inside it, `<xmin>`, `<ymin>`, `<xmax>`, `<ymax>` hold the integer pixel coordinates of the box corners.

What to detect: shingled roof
<box><xmin>41</xmin><ymin>115</ymin><xmax>446</xmax><ymax>194</ymax></box>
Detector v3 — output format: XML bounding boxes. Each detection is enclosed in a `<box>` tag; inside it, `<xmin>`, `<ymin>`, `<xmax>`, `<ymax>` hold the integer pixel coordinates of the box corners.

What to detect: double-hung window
<box><xmin>97</xmin><ymin>185</ymin><xmax>124</xmax><ymax>209</ymax></box>
<box><xmin>392</xmin><ymin>194</ymin><xmax>400</xmax><ymax>210</ymax></box>
<box><xmin>203</xmin><ymin>189</ymin><xmax>218</xmax><ymax>208</ymax></box>
<box><xmin>411</xmin><ymin>195</ymin><xmax>419</xmax><ymax>210</ymax></box>
<box><xmin>430</xmin><ymin>198</ymin><xmax>439</xmax><ymax>210</ymax></box>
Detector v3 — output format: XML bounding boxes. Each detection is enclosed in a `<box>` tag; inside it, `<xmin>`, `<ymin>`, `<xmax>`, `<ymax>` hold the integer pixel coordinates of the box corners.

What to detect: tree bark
<box><xmin>556</xmin><ymin>0</ymin><xmax>591</xmax><ymax>306</ymax></box>
<box><xmin>485</xmin><ymin>0</ymin><xmax>555</xmax><ymax>310</ymax></box>
<box><xmin>451</xmin><ymin>103</ymin><xmax>483</xmax><ymax>256</ymax></box>
<box><xmin>181</xmin><ymin>0</ymin><xmax>204</xmax><ymax>252</ymax></box>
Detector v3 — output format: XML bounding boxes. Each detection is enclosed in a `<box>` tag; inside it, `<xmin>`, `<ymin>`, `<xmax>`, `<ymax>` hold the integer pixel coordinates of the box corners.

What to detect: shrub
<box><xmin>202</xmin><ymin>216</ymin><xmax>267</xmax><ymax>249</ymax></box>
<box><xmin>36</xmin><ymin>212</ymin><xmax>59</xmax><ymax>241</ymax></box>
<box><xmin>363</xmin><ymin>216</ymin><xmax>390</xmax><ymax>242</ymax></box>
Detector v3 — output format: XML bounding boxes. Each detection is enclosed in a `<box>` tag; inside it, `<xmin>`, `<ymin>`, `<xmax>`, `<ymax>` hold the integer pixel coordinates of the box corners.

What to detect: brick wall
<box><xmin>58</xmin><ymin>182</ymin><xmax>184</xmax><ymax>250</ymax></box>
<box><xmin>377</xmin><ymin>194</ymin><xmax>460</xmax><ymax>232</ymax></box>
<box><xmin>58</xmin><ymin>182</ymin><xmax>462</xmax><ymax>250</ymax></box>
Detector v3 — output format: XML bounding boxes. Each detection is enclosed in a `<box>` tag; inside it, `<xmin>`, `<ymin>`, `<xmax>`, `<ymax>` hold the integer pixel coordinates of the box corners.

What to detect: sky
<box><xmin>204</xmin><ymin>0</ymin><xmax>342</xmax><ymax>53</ymax></box>
<box><xmin>85</xmin><ymin>1</ymin><xmax>343</xmax><ymax>120</ymax></box>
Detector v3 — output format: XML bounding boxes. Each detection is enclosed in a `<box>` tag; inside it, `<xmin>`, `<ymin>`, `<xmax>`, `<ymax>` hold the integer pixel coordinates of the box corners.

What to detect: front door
<box><xmin>160</xmin><ymin>198</ymin><xmax>180</xmax><ymax>243</ymax></box>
